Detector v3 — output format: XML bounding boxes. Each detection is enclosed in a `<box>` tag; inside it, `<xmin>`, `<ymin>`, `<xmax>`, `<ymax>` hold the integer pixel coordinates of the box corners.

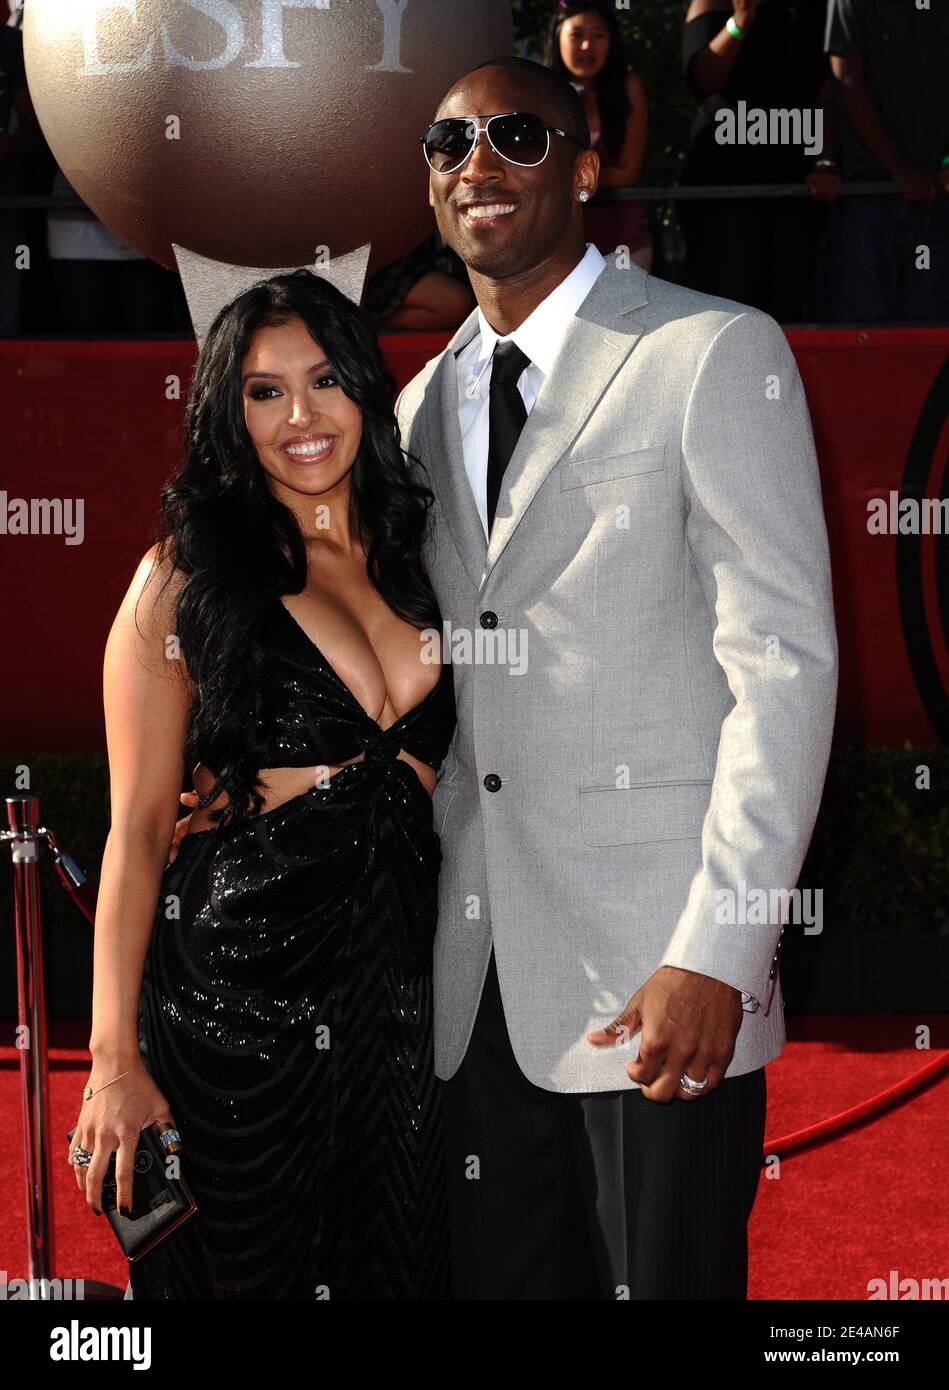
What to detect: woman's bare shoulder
<box><xmin>107</xmin><ymin>541</ymin><xmax>190</xmax><ymax>680</ymax></box>
<box><xmin>129</xmin><ymin>541</ymin><xmax>186</xmax><ymax>628</ymax></box>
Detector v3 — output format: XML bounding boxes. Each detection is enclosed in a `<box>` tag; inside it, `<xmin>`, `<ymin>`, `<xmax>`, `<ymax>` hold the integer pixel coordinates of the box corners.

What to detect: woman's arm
<box><xmin>684</xmin><ymin>0</ymin><xmax>757</xmax><ymax>97</ymax></box>
<box><xmin>88</xmin><ymin>543</ymin><xmax>192</xmax><ymax>1069</ymax></box>
<box><xmin>595</xmin><ymin>72</ymin><xmax>650</xmax><ymax>190</ymax></box>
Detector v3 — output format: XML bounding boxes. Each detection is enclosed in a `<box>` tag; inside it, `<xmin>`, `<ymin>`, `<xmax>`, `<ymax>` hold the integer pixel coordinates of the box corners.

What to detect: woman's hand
<box><xmin>68</xmin><ymin>1058</ymin><xmax>177</xmax><ymax>1216</ymax></box>
<box><xmin>167</xmin><ymin>791</ymin><xmax>200</xmax><ymax>865</ymax></box>
<box><xmin>685</xmin><ymin>0</ymin><xmax>759</xmax><ymax>96</ymax></box>
<box><xmin>731</xmin><ymin>0</ymin><xmax>757</xmax><ymax>32</ymax></box>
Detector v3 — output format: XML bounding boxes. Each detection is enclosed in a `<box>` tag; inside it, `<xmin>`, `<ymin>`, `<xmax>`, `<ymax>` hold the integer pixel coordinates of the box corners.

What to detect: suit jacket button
<box><xmin>483</xmin><ymin>773</ymin><xmax>502</xmax><ymax>792</ymax></box>
<box><xmin>480</xmin><ymin>611</ymin><xmax>498</xmax><ymax>629</ymax></box>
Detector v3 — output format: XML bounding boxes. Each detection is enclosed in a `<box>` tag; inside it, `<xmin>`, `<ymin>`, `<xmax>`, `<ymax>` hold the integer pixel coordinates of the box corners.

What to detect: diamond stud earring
<box><xmin>579</xmin><ymin>190</ymin><xmax>590</xmax><ymax>202</ymax></box>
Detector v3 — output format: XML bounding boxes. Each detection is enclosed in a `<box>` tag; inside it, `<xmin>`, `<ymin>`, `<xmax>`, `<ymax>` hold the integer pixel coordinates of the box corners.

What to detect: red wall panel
<box><xmin>1</xmin><ymin>329</ymin><xmax>947</xmax><ymax>751</ymax></box>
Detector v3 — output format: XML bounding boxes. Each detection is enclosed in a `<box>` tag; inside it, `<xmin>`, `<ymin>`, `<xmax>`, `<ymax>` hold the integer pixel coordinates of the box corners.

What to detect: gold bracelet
<box><xmin>82</xmin><ymin>1068</ymin><xmax>131</xmax><ymax>1101</ymax></box>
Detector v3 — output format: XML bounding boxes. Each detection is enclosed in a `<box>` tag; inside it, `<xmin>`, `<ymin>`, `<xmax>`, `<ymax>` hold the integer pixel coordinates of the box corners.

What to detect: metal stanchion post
<box><xmin>5</xmin><ymin>794</ymin><xmax>55</xmax><ymax>1294</ymax></box>
<box><xmin>2</xmin><ymin>794</ymin><xmax>123</xmax><ymax>1299</ymax></box>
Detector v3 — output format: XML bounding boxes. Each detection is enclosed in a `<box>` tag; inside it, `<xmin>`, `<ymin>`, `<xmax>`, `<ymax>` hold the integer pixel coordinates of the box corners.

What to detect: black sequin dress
<box><xmin>127</xmin><ymin>596</ymin><xmax>456</xmax><ymax>1300</ymax></box>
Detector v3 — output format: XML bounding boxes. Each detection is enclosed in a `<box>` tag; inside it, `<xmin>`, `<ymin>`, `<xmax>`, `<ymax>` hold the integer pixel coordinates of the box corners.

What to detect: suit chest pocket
<box><xmin>560</xmin><ymin>442</ymin><xmax>667</xmax><ymax>490</ymax></box>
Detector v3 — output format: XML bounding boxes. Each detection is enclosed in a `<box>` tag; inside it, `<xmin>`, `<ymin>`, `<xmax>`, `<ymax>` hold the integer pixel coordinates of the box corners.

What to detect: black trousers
<box><xmin>439</xmin><ymin>947</ymin><xmax>767</xmax><ymax>1300</ymax></box>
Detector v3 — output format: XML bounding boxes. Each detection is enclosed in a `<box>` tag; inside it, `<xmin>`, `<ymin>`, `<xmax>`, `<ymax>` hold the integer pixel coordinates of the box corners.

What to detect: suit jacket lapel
<box><xmin>422</xmin><ymin>260</ymin><xmax>651</xmax><ymax>592</ymax></box>
<box><xmin>426</xmin><ymin>309</ymin><xmax>487</xmax><ymax>591</ymax></box>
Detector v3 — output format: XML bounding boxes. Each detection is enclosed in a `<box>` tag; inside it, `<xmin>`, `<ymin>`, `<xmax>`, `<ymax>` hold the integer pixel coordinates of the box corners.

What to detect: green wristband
<box><xmin>726</xmin><ymin>15</ymin><xmax>745</xmax><ymax>39</ymax></box>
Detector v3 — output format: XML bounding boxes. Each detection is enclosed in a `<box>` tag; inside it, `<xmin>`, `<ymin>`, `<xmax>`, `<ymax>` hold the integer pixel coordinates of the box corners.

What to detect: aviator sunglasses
<box><xmin>420</xmin><ymin>111</ymin><xmax>588</xmax><ymax>175</ymax></box>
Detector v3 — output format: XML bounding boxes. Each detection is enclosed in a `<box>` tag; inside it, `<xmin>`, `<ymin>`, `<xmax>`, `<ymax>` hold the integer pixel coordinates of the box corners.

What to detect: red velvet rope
<box><xmin>764</xmin><ymin>1051</ymin><xmax>949</xmax><ymax>1157</ymax></box>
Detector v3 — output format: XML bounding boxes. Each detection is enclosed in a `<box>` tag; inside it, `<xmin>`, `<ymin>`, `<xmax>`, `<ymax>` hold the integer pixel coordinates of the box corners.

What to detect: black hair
<box><xmin>543</xmin><ymin>1</ymin><xmax>632</xmax><ymax>161</ymax></box>
<box><xmin>140</xmin><ymin>269</ymin><xmax>440</xmax><ymax>830</ymax></box>
<box><xmin>439</xmin><ymin>54</ymin><xmax>591</xmax><ymax>150</ymax></box>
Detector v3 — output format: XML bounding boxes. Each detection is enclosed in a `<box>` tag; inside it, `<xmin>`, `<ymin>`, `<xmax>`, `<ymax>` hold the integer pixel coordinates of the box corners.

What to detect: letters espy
<box><xmin>78</xmin><ymin>0</ymin><xmax>411</xmax><ymax>77</ymax></box>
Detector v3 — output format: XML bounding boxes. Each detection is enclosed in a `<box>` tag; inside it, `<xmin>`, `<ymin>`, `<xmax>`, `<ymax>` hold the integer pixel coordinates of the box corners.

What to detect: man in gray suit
<box><xmin>399</xmin><ymin>57</ymin><xmax>837</xmax><ymax>1299</ymax></box>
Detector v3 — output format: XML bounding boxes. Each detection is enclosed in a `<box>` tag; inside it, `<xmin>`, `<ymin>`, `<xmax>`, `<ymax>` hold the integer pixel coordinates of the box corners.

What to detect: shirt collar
<box><xmin>460</xmin><ymin>242</ymin><xmax>607</xmax><ymax>374</ymax></box>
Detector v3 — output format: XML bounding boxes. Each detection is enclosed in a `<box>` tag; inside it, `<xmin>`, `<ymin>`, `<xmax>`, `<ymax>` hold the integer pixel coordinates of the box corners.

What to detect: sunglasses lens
<box><xmin>490</xmin><ymin>114</ymin><xmax>549</xmax><ymax>165</ymax></box>
<box><xmin>424</xmin><ymin>120</ymin><xmax>475</xmax><ymax>172</ymax></box>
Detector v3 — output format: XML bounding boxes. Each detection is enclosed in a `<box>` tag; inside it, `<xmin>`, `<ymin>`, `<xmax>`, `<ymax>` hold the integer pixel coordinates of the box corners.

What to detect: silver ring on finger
<box><xmin>71</xmin><ymin>1145</ymin><xmax>93</xmax><ymax>1167</ymax></box>
<box><xmin>679</xmin><ymin>1073</ymin><xmax>708</xmax><ymax>1096</ymax></box>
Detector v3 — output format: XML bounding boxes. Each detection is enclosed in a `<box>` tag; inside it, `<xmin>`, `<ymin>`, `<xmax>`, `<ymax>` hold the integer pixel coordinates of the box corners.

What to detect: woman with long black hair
<box><xmin>67</xmin><ymin>269</ymin><xmax>456</xmax><ymax>1299</ymax></box>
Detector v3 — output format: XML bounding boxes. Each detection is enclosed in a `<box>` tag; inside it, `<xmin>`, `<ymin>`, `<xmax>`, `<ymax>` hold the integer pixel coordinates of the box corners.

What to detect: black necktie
<box><xmin>486</xmin><ymin>340</ymin><xmax>531</xmax><ymax>534</ymax></box>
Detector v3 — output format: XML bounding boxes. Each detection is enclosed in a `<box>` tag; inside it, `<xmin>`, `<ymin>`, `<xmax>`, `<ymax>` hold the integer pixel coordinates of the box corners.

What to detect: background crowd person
<box><xmin>823</xmin><ymin>0</ymin><xmax>949</xmax><ymax>322</ymax></box>
<box><xmin>544</xmin><ymin>0</ymin><xmax>653</xmax><ymax>269</ymax></box>
<box><xmin>678</xmin><ymin>0</ymin><xmax>839</xmax><ymax>323</ymax></box>
<box><xmin>360</xmin><ymin>231</ymin><xmax>474</xmax><ymax>331</ymax></box>
<box><xmin>47</xmin><ymin>166</ymin><xmax>187</xmax><ymax>336</ymax></box>
<box><xmin>5</xmin><ymin>0</ymin><xmax>947</xmax><ymax>334</ymax></box>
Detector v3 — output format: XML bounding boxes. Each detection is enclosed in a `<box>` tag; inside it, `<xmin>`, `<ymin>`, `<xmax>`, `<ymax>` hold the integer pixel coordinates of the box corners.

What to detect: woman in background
<box><xmin>545</xmin><ymin>0</ymin><xmax>652</xmax><ymax>269</ymax></box>
<box><xmin>361</xmin><ymin>231</ymin><xmax>474</xmax><ymax>332</ymax></box>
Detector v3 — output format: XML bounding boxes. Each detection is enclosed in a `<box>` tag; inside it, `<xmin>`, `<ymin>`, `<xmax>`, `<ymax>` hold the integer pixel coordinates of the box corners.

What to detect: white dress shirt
<box><xmin>454</xmin><ymin>241</ymin><xmax>607</xmax><ymax>541</ymax></box>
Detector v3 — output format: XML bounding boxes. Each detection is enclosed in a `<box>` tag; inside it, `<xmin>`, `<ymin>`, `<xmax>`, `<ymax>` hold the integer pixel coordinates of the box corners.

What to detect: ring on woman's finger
<box><xmin>71</xmin><ymin>1145</ymin><xmax>93</xmax><ymax>1167</ymax></box>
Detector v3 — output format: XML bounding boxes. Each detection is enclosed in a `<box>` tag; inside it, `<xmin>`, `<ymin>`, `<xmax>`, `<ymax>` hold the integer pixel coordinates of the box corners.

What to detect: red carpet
<box><xmin>2</xmin><ymin>1015</ymin><xmax>946</xmax><ymax>1299</ymax></box>
<box><xmin>752</xmin><ymin>1015</ymin><xmax>947</xmax><ymax>1300</ymax></box>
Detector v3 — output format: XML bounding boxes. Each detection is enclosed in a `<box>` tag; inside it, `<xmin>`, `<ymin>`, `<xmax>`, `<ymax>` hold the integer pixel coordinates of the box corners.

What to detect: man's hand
<box><xmin>805</xmin><ymin>167</ymin><xmax>841</xmax><ymax>202</ymax></box>
<box><xmin>586</xmin><ymin>965</ymin><xmax>744</xmax><ymax>1102</ymax></box>
<box><xmin>167</xmin><ymin>791</ymin><xmax>199</xmax><ymax>865</ymax></box>
<box><xmin>894</xmin><ymin>165</ymin><xmax>937</xmax><ymax>204</ymax></box>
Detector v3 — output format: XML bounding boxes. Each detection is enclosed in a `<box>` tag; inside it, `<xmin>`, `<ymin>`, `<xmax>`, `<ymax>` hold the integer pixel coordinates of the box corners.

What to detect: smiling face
<box><xmin>241</xmin><ymin>315</ymin><xmax>363</xmax><ymax>509</ymax></box>
<box><xmin>428</xmin><ymin>67</ymin><xmax>593</xmax><ymax>280</ymax></box>
<box><xmin>559</xmin><ymin>11</ymin><xmax>612</xmax><ymax>81</ymax></box>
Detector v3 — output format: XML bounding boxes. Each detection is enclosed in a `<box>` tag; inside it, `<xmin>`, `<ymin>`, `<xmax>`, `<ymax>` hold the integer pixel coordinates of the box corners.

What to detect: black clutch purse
<box><xmin>67</xmin><ymin>1120</ymin><xmax>199</xmax><ymax>1261</ymax></box>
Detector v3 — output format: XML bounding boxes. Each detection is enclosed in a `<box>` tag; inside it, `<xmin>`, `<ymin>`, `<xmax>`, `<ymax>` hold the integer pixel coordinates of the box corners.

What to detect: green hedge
<box><xmin>0</xmin><ymin>753</ymin><xmax>112</xmax><ymax>1019</ymax></box>
<box><xmin>798</xmin><ymin>745</ymin><xmax>949</xmax><ymax>938</ymax></box>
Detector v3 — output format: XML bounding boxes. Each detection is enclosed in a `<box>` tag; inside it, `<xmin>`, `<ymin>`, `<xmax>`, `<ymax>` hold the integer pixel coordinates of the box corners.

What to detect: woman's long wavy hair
<box><xmin>544</xmin><ymin>1</ymin><xmax>632</xmax><ymax>161</ymax></box>
<box><xmin>140</xmin><ymin>269</ymin><xmax>441</xmax><ymax>830</ymax></box>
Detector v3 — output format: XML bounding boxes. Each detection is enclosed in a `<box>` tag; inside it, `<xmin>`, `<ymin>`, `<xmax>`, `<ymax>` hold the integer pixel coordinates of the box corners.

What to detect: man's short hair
<box><xmin>436</xmin><ymin>55</ymin><xmax>591</xmax><ymax>150</ymax></box>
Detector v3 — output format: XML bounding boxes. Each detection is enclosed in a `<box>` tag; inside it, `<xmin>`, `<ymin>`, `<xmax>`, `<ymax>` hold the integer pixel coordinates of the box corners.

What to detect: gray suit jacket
<box><xmin>395</xmin><ymin>259</ymin><xmax>838</xmax><ymax>1093</ymax></box>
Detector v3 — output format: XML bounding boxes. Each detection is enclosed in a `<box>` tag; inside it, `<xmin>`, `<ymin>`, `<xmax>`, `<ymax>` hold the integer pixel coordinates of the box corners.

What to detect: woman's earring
<box><xmin>579</xmin><ymin>190</ymin><xmax>590</xmax><ymax>203</ymax></box>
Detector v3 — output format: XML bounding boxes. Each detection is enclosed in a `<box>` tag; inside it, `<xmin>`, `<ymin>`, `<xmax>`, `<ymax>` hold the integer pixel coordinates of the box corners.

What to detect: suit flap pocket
<box><xmin>579</xmin><ymin>779</ymin><xmax>712</xmax><ymax>846</ymax></box>
<box><xmin>560</xmin><ymin>444</ymin><xmax>666</xmax><ymax>490</ymax></box>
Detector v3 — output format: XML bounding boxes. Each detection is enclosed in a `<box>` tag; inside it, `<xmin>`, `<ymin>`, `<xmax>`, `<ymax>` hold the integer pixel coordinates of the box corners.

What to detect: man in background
<box><xmin>824</xmin><ymin>0</ymin><xmax>949</xmax><ymax>321</ymax></box>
